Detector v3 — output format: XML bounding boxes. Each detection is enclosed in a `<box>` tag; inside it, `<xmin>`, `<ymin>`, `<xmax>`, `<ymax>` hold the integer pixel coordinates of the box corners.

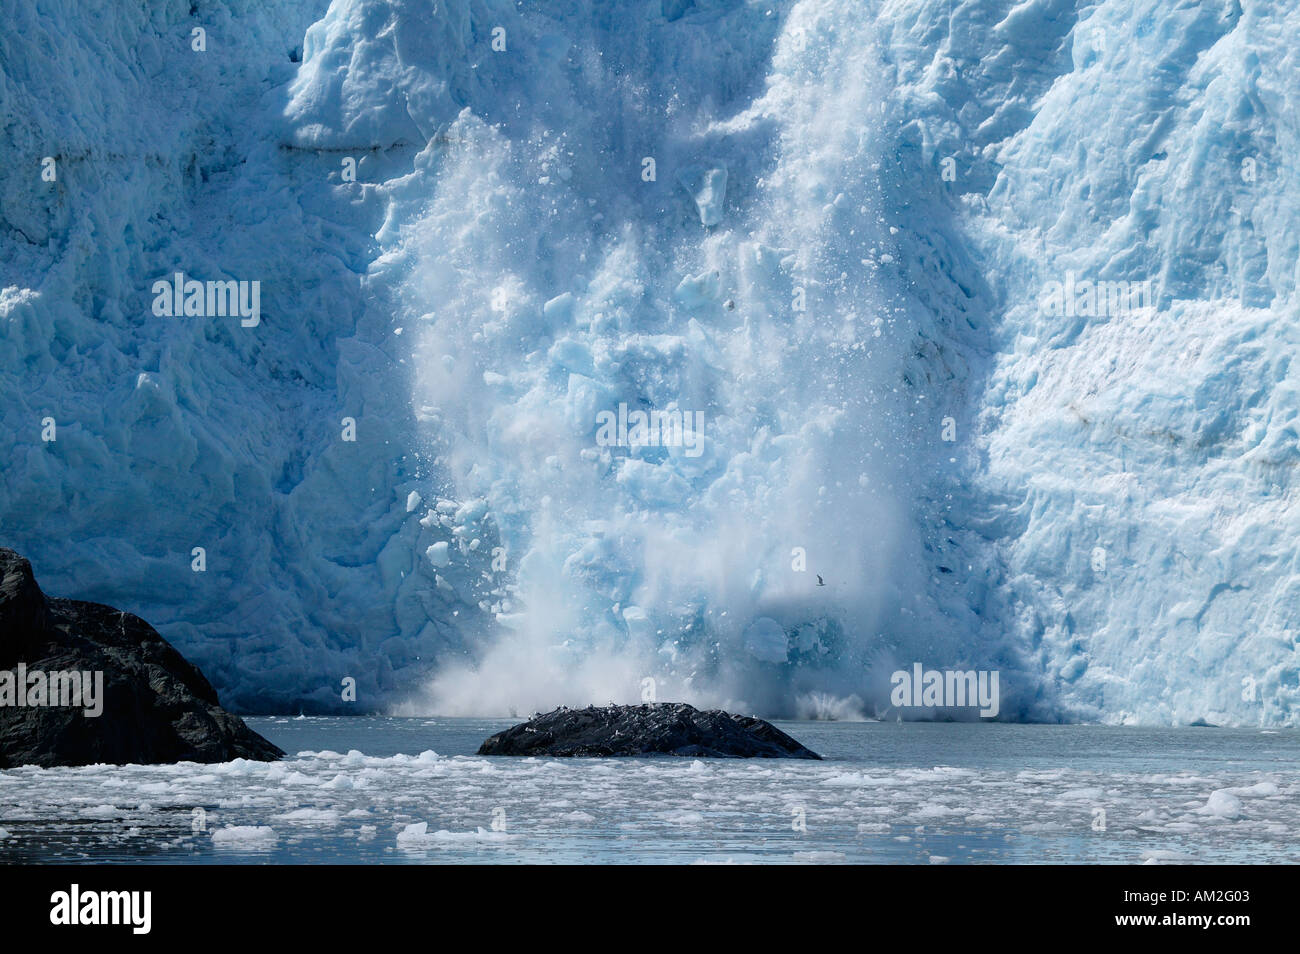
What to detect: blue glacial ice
<box><xmin>2</xmin><ymin>0</ymin><xmax>1298</xmax><ymax>725</ymax></box>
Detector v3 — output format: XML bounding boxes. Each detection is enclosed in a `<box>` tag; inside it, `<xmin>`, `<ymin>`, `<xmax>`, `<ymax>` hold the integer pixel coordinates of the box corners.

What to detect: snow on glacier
<box><xmin>2</xmin><ymin>0</ymin><xmax>1298</xmax><ymax>724</ymax></box>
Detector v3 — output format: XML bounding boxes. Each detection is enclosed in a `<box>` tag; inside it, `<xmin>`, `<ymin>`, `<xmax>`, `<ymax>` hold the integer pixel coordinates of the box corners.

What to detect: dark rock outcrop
<box><xmin>477</xmin><ymin>703</ymin><xmax>822</xmax><ymax>759</ymax></box>
<box><xmin>0</xmin><ymin>548</ymin><xmax>283</xmax><ymax>768</ymax></box>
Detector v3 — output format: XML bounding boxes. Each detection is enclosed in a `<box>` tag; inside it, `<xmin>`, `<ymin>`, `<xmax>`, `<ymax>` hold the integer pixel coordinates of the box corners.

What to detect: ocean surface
<box><xmin>1</xmin><ymin>719</ymin><xmax>1297</xmax><ymax>864</ymax></box>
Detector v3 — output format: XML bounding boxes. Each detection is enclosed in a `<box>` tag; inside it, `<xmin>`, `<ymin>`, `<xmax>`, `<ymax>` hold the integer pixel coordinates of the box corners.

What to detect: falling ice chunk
<box><xmin>543</xmin><ymin>292</ymin><xmax>575</xmax><ymax>324</ymax></box>
<box><xmin>674</xmin><ymin>268</ymin><xmax>722</xmax><ymax>308</ymax></box>
<box><xmin>677</xmin><ymin>163</ymin><xmax>727</xmax><ymax>226</ymax></box>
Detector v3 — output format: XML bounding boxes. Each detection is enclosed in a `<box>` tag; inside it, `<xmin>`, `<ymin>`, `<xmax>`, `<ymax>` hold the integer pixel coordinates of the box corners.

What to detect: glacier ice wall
<box><xmin>0</xmin><ymin>0</ymin><xmax>500</xmax><ymax>712</ymax></box>
<box><xmin>877</xmin><ymin>0</ymin><xmax>1300</xmax><ymax>725</ymax></box>
<box><xmin>2</xmin><ymin>0</ymin><xmax>1298</xmax><ymax>723</ymax></box>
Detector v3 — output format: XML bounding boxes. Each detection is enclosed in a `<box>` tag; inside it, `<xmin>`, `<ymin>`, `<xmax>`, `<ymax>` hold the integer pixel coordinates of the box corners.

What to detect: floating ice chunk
<box><xmin>663</xmin><ymin>810</ymin><xmax>705</xmax><ymax>825</ymax></box>
<box><xmin>822</xmin><ymin>772</ymin><xmax>891</xmax><ymax>787</ymax></box>
<box><xmin>274</xmin><ymin>808</ymin><xmax>341</xmax><ymax>825</ymax></box>
<box><xmin>83</xmin><ymin>804</ymin><xmax>124</xmax><ymax>818</ymax></box>
<box><xmin>1057</xmin><ymin>786</ymin><xmax>1104</xmax><ymax>800</ymax></box>
<box><xmin>677</xmin><ymin>164</ymin><xmax>727</xmax><ymax>226</ymax></box>
<box><xmin>1200</xmin><ymin>789</ymin><xmax>1243</xmax><ymax>819</ymax></box>
<box><xmin>743</xmin><ymin>617</ymin><xmax>789</xmax><ymax>664</ymax></box>
<box><xmin>406</xmin><ymin>491</ymin><xmax>422</xmax><ymax>512</ymax></box>
<box><xmin>1227</xmin><ymin>781</ymin><xmax>1278</xmax><ymax>797</ymax></box>
<box><xmin>212</xmin><ymin>826</ymin><xmax>277</xmax><ymax>847</ymax></box>
<box><xmin>1141</xmin><ymin>849</ymin><xmax>1198</xmax><ymax>864</ymax></box>
<box><xmin>910</xmin><ymin>803</ymin><xmax>960</xmax><ymax>820</ymax></box>
<box><xmin>396</xmin><ymin>822</ymin><xmax>429</xmax><ymax>845</ymax></box>
<box><xmin>425</xmin><ymin>541</ymin><xmax>450</xmax><ymax>567</ymax></box>
<box><xmin>397</xmin><ymin>822</ymin><xmax>515</xmax><ymax>847</ymax></box>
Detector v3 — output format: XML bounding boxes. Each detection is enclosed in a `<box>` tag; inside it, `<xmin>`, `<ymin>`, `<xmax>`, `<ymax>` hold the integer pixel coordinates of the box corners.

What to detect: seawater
<box><xmin>0</xmin><ymin>719</ymin><xmax>1296</xmax><ymax>864</ymax></box>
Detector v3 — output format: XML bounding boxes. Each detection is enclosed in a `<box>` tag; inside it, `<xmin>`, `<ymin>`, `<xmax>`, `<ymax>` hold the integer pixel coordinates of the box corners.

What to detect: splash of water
<box><xmin>374</xmin><ymin>1</ymin><xmax>943</xmax><ymax>716</ymax></box>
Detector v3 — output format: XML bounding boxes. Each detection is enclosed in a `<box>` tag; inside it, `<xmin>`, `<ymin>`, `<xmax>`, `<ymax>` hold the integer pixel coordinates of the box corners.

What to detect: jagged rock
<box><xmin>0</xmin><ymin>548</ymin><xmax>282</xmax><ymax>768</ymax></box>
<box><xmin>477</xmin><ymin>702</ymin><xmax>822</xmax><ymax>759</ymax></box>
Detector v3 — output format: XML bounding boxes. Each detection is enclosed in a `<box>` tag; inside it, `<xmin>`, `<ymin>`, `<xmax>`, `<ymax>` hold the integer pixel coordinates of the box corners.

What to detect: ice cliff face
<box><xmin>0</xmin><ymin>0</ymin><xmax>461</xmax><ymax>711</ymax></box>
<box><xmin>881</xmin><ymin>0</ymin><xmax>1300</xmax><ymax>726</ymax></box>
<box><xmin>2</xmin><ymin>0</ymin><xmax>1297</xmax><ymax>724</ymax></box>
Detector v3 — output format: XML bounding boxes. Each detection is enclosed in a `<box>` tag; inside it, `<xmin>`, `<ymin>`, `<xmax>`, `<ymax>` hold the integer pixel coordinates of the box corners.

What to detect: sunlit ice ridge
<box><xmin>3</xmin><ymin>0</ymin><xmax>1299</xmax><ymax>725</ymax></box>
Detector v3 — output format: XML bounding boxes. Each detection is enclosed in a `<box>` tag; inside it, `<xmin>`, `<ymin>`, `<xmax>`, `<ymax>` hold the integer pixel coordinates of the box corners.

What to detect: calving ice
<box><xmin>0</xmin><ymin>663</ymin><xmax>103</xmax><ymax>717</ymax></box>
<box><xmin>891</xmin><ymin>663</ymin><xmax>999</xmax><ymax>718</ymax></box>
<box><xmin>150</xmin><ymin>271</ymin><xmax>261</xmax><ymax>326</ymax></box>
<box><xmin>595</xmin><ymin>403</ymin><xmax>705</xmax><ymax>457</ymax></box>
<box><xmin>50</xmin><ymin>884</ymin><xmax>151</xmax><ymax>935</ymax></box>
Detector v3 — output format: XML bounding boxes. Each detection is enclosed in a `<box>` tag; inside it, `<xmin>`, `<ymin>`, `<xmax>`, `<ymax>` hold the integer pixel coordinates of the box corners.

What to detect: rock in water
<box><xmin>477</xmin><ymin>703</ymin><xmax>822</xmax><ymax>759</ymax></box>
<box><xmin>0</xmin><ymin>548</ymin><xmax>283</xmax><ymax>767</ymax></box>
